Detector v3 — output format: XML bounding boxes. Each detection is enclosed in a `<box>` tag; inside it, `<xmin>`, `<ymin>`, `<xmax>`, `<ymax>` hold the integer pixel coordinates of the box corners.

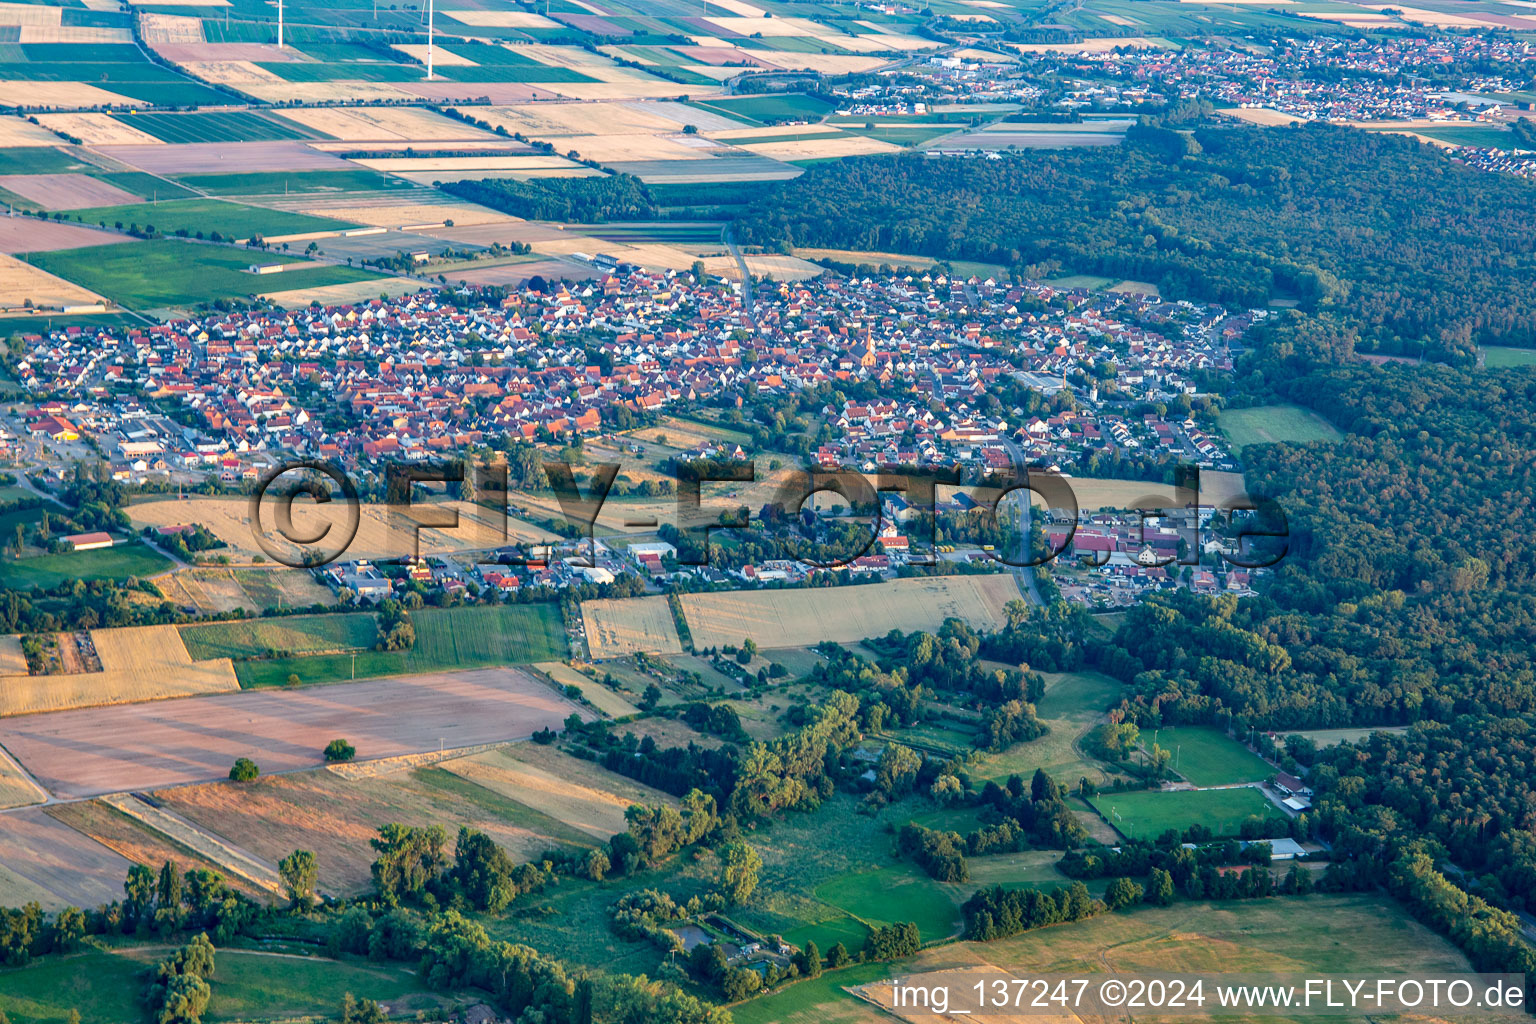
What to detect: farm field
<box><xmin>1149</xmin><ymin>725</ymin><xmax>1276</xmax><ymax>787</ymax></box>
<box><xmin>24</xmin><ymin>239</ymin><xmax>382</xmax><ymax>310</ymax></box>
<box><xmin>534</xmin><ymin>660</ymin><xmax>642</xmax><ymax>717</ymax></box>
<box><xmin>0</xmin><ymin>538</ymin><xmax>170</xmax><ymax>589</ymax></box>
<box><xmin>0</xmin><ymin>748</ymin><xmax>44</xmax><ymax>809</ymax></box>
<box><xmin>438</xmin><ymin>741</ymin><xmax>672</xmax><ymax>840</ymax></box>
<box><xmin>0</xmin><ymin>807</ymin><xmax>133</xmax><ymax>912</ymax></box>
<box><xmin>0</xmin><ymin>623</ymin><xmax>239</xmax><ymax>718</ymax></box>
<box><xmin>1089</xmin><ymin>786</ymin><xmax>1284</xmax><ymax>840</ymax></box>
<box><xmin>1483</xmin><ymin>345</ymin><xmax>1536</xmax><ymax>367</ymax></box>
<box><xmin>0</xmin><ymin>666</ymin><xmax>583</xmax><ymax>799</ymax></box>
<box><xmin>67</xmin><ymin>197</ymin><xmax>355</xmax><ymax>240</ymax></box>
<box><xmin>233</xmin><ymin>603</ymin><xmax>567</xmax><ymax>687</ymax></box>
<box><xmin>1032</xmin><ymin>471</ymin><xmax>1250</xmax><ymax>510</ymax></box>
<box><xmin>156</xmin><ymin>760</ymin><xmax>598</xmax><ymax>894</ymax></box>
<box><xmin>0</xmin><ymin>945</ymin><xmax>446</xmax><ymax>1024</ymax></box>
<box><xmin>0</xmin><ymin>252</ymin><xmax>107</xmax><ymax>313</ymax></box>
<box><xmin>679</xmin><ymin>575</ymin><xmax>1021</xmax><ymax>650</ymax></box>
<box><xmin>180</xmin><ymin>611</ymin><xmax>377</xmax><ymax>661</ymax></box>
<box><xmin>108</xmin><ymin>109</ymin><xmax>322</xmax><ymax>144</ymax></box>
<box><xmin>1219</xmin><ymin>403</ymin><xmax>1344</xmax><ymax>450</ymax></box>
<box><xmin>582</xmin><ymin>594</ymin><xmax>683</xmax><ymax>658</ymax></box>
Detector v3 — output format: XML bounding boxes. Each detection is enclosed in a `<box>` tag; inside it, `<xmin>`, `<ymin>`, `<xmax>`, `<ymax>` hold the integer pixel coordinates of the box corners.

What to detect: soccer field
<box><xmin>1090</xmin><ymin>787</ymin><xmax>1284</xmax><ymax>840</ymax></box>
<box><xmin>1150</xmin><ymin>726</ymin><xmax>1275</xmax><ymax>787</ymax></box>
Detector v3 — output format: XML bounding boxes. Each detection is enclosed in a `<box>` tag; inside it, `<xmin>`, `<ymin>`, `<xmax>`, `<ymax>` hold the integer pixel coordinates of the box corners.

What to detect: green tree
<box><xmin>324</xmin><ymin>738</ymin><xmax>356</xmax><ymax>763</ymax></box>
<box><xmin>228</xmin><ymin>757</ymin><xmax>259</xmax><ymax>782</ymax></box>
<box><xmin>1105</xmin><ymin>876</ymin><xmax>1144</xmax><ymax>910</ymax></box>
<box><xmin>278</xmin><ymin>850</ymin><xmax>318</xmax><ymax>909</ymax></box>
<box><xmin>1146</xmin><ymin>867</ymin><xmax>1176</xmax><ymax>907</ymax></box>
<box><xmin>798</xmin><ymin>939</ymin><xmax>822</xmax><ymax>978</ymax></box>
<box><xmin>718</xmin><ymin>841</ymin><xmax>762</xmax><ymax>905</ymax></box>
<box><xmin>826</xmin><ymin>941</ymin><xmax>851</xmax><ymax>968</ymax></box>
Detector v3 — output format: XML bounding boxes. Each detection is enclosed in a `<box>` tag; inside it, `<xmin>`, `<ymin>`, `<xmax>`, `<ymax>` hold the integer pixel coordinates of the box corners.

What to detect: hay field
<box><xmin>534</xmin><ymin>661</ymin><xmax>641</xmax><ymax>718</ymax></box>
<box><xmin>440</xmin><ymin>742</ymin><xmax>671</xmax><ymax>839</ymax></box>
<box><xmin>0</xmin><ymin>116</ymin><xmax>67</xmax><ymax>148</ymax></box>
<box><xmin>582</xmin><ymin>595</ymin><xmax>683</xmax><ymax>658</ymax></box>
<box><xmin>441</xmin><ymin>9</ymin><xmax>559</xmax><ymax>26</ymax></box>
<box><xmin>0</xmin><ymin>624</ymin><xmax>238</xmax><ymax>717</ymax></box>
<box><xmin>0</xmin><ymin>667</ymin><xmax>583</xmax><ymax>799</ymax></box>
<box><xmin>127</xmin><ymin>495</ymin><xmax>557</xmax><ymax>563</ymax></box>
<box><xmin>682</xmin><ymin>575</ymin><xmax>1021</xmax><ymax>650</ymax></box>
<box><xmin>34</xmin><ymin>113</ymin><xmax>163</xmax><ymax>146</ymax></box>
<box><xmin>0</xmin><ymin>253</ymin><xmax>106</xmax><ymax>311</ymax></box>
<box><xmin>0</xmin><ymin>81</ymin><xmax>137</xmax><ymax>107</ymax></box>
<box><xmin>0</xmin><ymin>749</ymin><xmax>44</xmax><ymax>809</ymax></box>
<box><xmin>155</xmin><ymin>762</ymin><xmax>596</xmax><ymax>894</ymax></box>
<box><xmin>274</xmin><ymin>105</ymin><xmax>497</xmax><ymax>142</ymax></box>
<box><xmin>0</xmin><ymin>173</ymin><xmax>139</xmax><ymax>210</ymax></box>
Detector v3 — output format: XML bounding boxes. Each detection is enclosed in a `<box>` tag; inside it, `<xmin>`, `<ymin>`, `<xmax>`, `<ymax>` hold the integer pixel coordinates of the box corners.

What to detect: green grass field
<box><xmin>25</xmin><ymin>240</ymin><xmax>383</xmax><ymax>310</ymax></box>
<box><xmin>68</xmin><ymin>199</ymin><xmax>354</xmax><ymax>241</ymax></box>
<box><xmin>1147</xmin><ymin>726</ymin><xmax>1275</xmax><ymax>787</ymax></box>
<box><xmin>814</xmin><ymin>865</ymin><xmax>960</xmax><ymax>943</ymax></box>
<box><xmin>0</xmin><ymin>539</ymin><xmax>170</xmax><ymax>589</ymax></box>
<box><xmin>180</xmin><ymin>611</ymin><xmax>378</xmax><ymax>661</ymax></box>
<box><xmin>976</xmin><ymin>670</ymin><xmax>1123</xmax><ymax>784</ymax></box>
<box><xmin>1218</xmin><ymin>404</ymin><xmax>1343</xmax><ymax>450</ymax></box>
<box><xmin>233</xmin><ymin>603</ymin><xmax>567</xmax><ymax>687</ymax></box>
<box><xmin>1090</xmin><ymin>786</ymin><xmax>1283</xmax><ymax>840</ymax></box>
<box><xmin>1482</xmin><ymin>345</ymin><xmax>1536</xmax><ymax>368</ymax></box>
<box><xmin>109</xmin><ymin>110</ymin><xmax>319</xmax><ymax>144</ymax></box>
<box><xmin>0</xmin><ymin>945</ymin><xmax>443</xmax><ymax>1023</ymax></box>
<box><xmin>173</xmin><ymin>169</ymin><xmax>418</xmax><ymax>197</ymax></box>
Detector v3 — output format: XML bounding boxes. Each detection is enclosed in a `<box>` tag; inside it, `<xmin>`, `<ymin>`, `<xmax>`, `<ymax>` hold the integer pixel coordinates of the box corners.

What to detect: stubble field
<box><xmin>582</xmin><ymin>594</ymin><xmax>684</xmax><ymax>658</ymax></box>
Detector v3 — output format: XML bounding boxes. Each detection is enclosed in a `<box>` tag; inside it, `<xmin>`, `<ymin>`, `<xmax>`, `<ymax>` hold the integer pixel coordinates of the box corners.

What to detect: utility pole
<box><xmin>350</xmin><ymin>651</ymin><xmax>356</xmax><ymax>680</ymax></box>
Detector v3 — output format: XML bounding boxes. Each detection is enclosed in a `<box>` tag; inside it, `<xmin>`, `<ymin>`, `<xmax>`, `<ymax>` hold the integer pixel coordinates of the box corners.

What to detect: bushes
<box><xmin>323</xmin><ymin>738</ymin><xmax>356</xmax><ymax>763</ymax></box>
<box><xmin>144</xmin><ymin>933</ymin><xmax>215</xmax><ymax>1024</ymax></box>
<box><xmin>963</xmin><ymin>882</ymin><xmax>1102</xmax><ymax>941</ymax></box>
<box><xmin>227</xmin><ymin>758</ymin><xmax>258</xmax><ymax>782</ymax></box>
<box><xmin>897</xmin><ymin>824</ymin><xmax>969</xmax><ymax>883</ymax></box>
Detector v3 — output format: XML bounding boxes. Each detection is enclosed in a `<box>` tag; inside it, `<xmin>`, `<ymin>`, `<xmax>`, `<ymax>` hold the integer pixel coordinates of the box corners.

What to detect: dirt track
<box><xmin>0</xmin><ymin>667</ymin><xmax>583</xmax><ymax>799</ymax></box>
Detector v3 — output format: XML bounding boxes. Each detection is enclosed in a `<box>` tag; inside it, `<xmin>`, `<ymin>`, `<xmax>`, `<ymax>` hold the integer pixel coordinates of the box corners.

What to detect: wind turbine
<box><xmin>425</xmin><ymin>0</ymin><xmax>434</xmax><ymax>80</ymax></box>
<box><xmin>277</xmin><ymin>0</ymin><xmax>284</xmax><ymax>48</ymax></box>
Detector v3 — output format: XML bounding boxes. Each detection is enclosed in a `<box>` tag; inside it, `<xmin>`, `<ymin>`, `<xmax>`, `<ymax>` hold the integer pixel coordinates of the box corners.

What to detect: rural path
<box><xmin>721</xmin><ymin>224</ymin><xmax>756</xmax><ymax>326</ymax></box>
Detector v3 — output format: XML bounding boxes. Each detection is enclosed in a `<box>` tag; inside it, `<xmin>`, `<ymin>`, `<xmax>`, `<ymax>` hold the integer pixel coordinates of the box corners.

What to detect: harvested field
<box><xmin>156</xmin><ymin>43</ymin><xmax>292</xmax><ymax>62</ymax></box>
<box><xmin>0</xmin><ymin>635</ymin><xmax>24</xmax><ymax>676</ymax></box>
<box><xmin>1218</xmin><ymin>106</ymin><xmax>1306</xmax><ymax>126</ymax></box>
<box><xmin>296</xmin><ymin>203</ymin><xmax>514</xmax><ymax>229</ymax></box>
<box><xmin>0</xmin><ymin>82</ymin><xmax>136</xmax><ymax>108</ymax></box>
<box><xmin>439</xmin><ymin>742</ymin><xmax>669</xmax><ymax>839</ymax></box>
<box><xmin>155</xmin><ymin>759</ymin><xmax>598</xmax><ymax>893</ymax></box>
<box><xmin>260</xmin><ymin>276</ymin><xmax>419</xmax><ymax>308</ymax></box>
<box><xmin>0</xmin><ymin>807</ymin><xmax>133</xmax><ymax>911</ymax></box>
<box><xmin>45</xmin><ymin>799</ymin><xmax>270</xmax><ymax>899</ymax></box>
<box><xmin>179</xmin><ymin>59</ymin><xmax>286</xmax><ymax>85</ymax></box>
<box><xmin>534</xmin><ymin>661</ymin><xmax>642</xmax><ymax>718</ymax></box>
<box><xmin>396</xmin><ymin>82</ymin><xmax>558</xmax><ymax>104</ymax></box>
<box><xmin>0</xmin><ymin>2</ymin><xmax>61</xmax><ymax>26</ymax></box>
<box><xmin>0</xmin><ymin>218</ymin><xmax>129</xmax><ymax>254</ymax></box>
<box><xmin>274</xmin><ymin>105</ymin><xmax>498</xmax><ymax>142</ymax></box>
<box><xmin>0</xmin><ymin>172</ymin><xmax>139</xmax><ymax>210</ymax></box>
<box><xmin>0</xmin><ymin>667</ymin><xmax>584</xmax><ymax>799</ymax></box>
<box><xmin>549</xmin><ymin>80</ymin><xmax>709</xmax><ymax>101</ymax></box>
<box><xmin>394</xmin><ymin>43</ymin><xmax>476</xmax><ymax>66</ymax></box>
<box><xmin>706</xmin><ymin>252</ymin><xmax>822</xmax><ymax>281</ymax></box>
<box><xmin>34</xmin><ymin>112</ymin><xmax>162</xmax><ymax>146</ymax></box>
<box><xmin>0</xmin><ymin>623</ymin><xmax>239</xmax><ymax>717</ymax></box>
<box><xmin>582</xmin><ymin>594</ymin><xmax>684</xmax><ymax>658</ymax></box>
<box><xmin>139</xmin><ymin>12</ymin><xmax>203</xmax><ymax>44</ymax></box>
<box><xmin>155</xmin><ymin>566</ymin><xmax>335</xmax><ymax>613</ymax></box>
<box><xmin>681</xmin><ymin>575</ymin><xmax>1021</xmax><ymax>650</ymax></box>
<box><xmin>354</xmin><ymin>155</ymin><xmax>578</xmax><ymax>173</ymax></box>
<box><xmin>237</xmin><ymin>82</ymin><xmax>419</xmax><ymax>104</ymax></box>
<box><xmin>99</xmin><ymin>141</ymin><xmax>354</xmax><ymax>175</ymax></box>
<box><xmin>128</xmin><ymin>494</ymin><xmax>555</xmax><ymax>563</ymax></box>
<box><xmin>0</xmin><ymin>116</ymin><xmax>66</xmax><ymax>148</ymax></box>
<box><xmin>17</xmin><ymin>25</ymin><xmax>131</xmax><ymax>42</ymax></box>
<box><xmin>480</xmin><ymin>101</ymin><xmax>680</xmax><ymax>136</ymax></box>
<box><xmin>441</xmin><ymin>10</ymin><xmax>559</xmax><ymax>26</ymax></box>
<box><xmin>0</xmin><ymin>253</ymin><xmax>106</xmax><ymax>311</ymax></box>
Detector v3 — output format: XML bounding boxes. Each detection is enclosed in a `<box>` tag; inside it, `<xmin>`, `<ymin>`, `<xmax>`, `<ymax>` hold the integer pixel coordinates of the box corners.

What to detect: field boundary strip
<box><xmin>100</xmin><ymin>792</ymin><xmax>282</xmax><ymax>895</ymax></box>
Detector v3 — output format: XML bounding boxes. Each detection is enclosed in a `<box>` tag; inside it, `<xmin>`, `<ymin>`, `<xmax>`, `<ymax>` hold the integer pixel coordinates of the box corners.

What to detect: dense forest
<box><xmin>442</xmin><ymin>174</ymin><xmax>656</xmax><ymax>223</ymax></box>
<box><xmin>732</xmin><ymin>124</ymin><xmax>1536</xmax><ymax>361</ymax></box>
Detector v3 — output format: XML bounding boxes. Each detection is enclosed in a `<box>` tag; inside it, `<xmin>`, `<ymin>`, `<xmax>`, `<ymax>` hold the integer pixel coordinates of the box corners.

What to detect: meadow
<box><xmin>1218</xmin><ymin>403</ymin><xmax>1344</xmax><ymax>450</ymax></box>
<box><xmin>1090</xmin><ymin>786</ymin><xmax>1283</xmax><ymax>840</ymax></box>
<box><xmin>1146</xmin><ymin>725</ymin><xmax>1276</xmax><ymax>787</ymax></box>
<box><xmin>25</xmin><ymin>239</ymin><xmax>382</xmax><ymax>310</ymax></box>
<box><xmin>0</xmin><ymin>539</ymin><xmax>169</xmax><ymax>589</ymax></box>
<box><xmin>232</xmin><ymin>603</ymin><xmax>566</xmax><ymax>687</ymax></box>
<box><xmin>0</xmin><ymin>945</ymin><xmax>444</xmax><ymax>1023</ymax></box>
<box><xmin>180</xmin><ymin>611</ymin><xmax>378</xmax><ymax>662</ymax></box>
<box><xmin>69</xmin><ymin>198</ymin><xmax>354</xmax><ymax>240</ymax></box>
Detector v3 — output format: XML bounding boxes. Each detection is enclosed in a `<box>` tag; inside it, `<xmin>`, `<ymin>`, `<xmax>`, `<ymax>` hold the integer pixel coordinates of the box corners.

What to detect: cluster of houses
<box><xmin>8</xmin><ymin>269</ymin><xmax>1246</xmax><ymax>487</ymax></box>
<box><xmin>1046</xmin><ymin>510</ymin><xmax>1263</xmax><ymax>606</ymax></box>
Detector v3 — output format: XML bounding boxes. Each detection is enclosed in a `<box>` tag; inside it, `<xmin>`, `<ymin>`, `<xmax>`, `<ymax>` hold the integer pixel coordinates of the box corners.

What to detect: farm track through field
<box><xmin>100</xmin><ymin>793</ymin><xmax>282</xmax><ymax>894</ymax></box>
